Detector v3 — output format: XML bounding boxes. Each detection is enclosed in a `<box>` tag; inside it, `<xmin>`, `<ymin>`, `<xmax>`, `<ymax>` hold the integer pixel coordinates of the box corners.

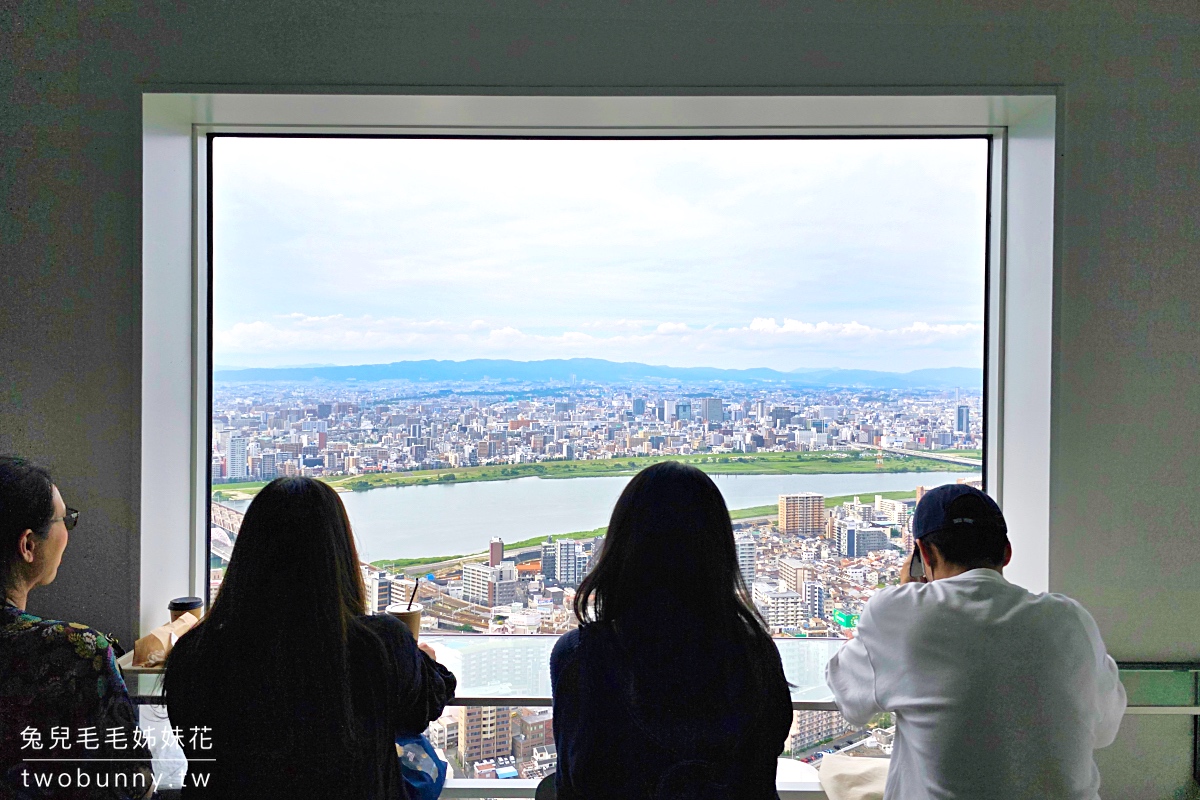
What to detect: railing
<box><xmin>414</xmin><ymin>634</ymin><xmax>844</xmax><ymax>711</ymax></box>
<box><xmin>125</xmin><ymin>639</ymin><xmax>1200</xmax><ymax>798</ymax></box>
<box><xmin>1117</xmin><ymin>661</ymin><xmax>1200</xmax><ymax>785</ymax></box>
<box><xmin>420</xmin><ymin>636</ymin><xmax>836</xmax><ymax>795</ymax></box>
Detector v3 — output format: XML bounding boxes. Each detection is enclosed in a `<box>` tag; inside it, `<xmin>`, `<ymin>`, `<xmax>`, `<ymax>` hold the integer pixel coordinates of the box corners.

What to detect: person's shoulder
<box><xmin>550</xmin><ymin>627</ymin><xmax>583</xmax><ymax>672</ymax></box>
<box><xmin>360</xmin><ymin>611</ymin><xmax>402</xmax><ymax>631</ymax></box>
<box><xmin>553</xmin><ymin>626</ymin><xmax>582</xmax><ymax>654</ymax></box>
<box><xmin>358</xmin><ymin>613</ymin><xmax>430</xmax><ymax>659</ymax></box>
<box><xmin>1031</xmin><ymin>590</ymin><xmax>1102</xmax><ymax>629</ymax></box>
<box><xmin>2</xmin><ymin>608</ymin><xmax>114</xmax><ymax>665</ymax></box>
<box><xmin>862</xmin><ymin>582</ymin><xmax>922</xmax><ymax>611</ymax></box>
<box><xmin>356</xmin><ymin>612</ymin><xmax>414</xmax><ymax>644</ymax></box>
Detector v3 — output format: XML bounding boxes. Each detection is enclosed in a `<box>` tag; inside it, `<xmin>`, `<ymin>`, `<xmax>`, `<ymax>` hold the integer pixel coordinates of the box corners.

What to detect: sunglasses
<box><xmin>51</xmin><ymin>508</ymin><xmax>80</xmax><ymax>532</ymax></box>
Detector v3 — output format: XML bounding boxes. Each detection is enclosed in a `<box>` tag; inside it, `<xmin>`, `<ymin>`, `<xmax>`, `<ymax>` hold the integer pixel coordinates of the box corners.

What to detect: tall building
<box><xmin>362</xmin><ymin>567</ymin><xmax>399</xmax><ymax>614</ymax></box>
<box><xmin>463</xmin><ymin>560</ymin><xmax>518</xmax><ymax>607</ymax></box>
<box><xmin>779</xmin><ymin>556</ymin><xmax>815</xmax><ymax>593</ymax></box>
<box><xmin>956</xmin><ymin>404</ymin><xmax>971</xmax><ymax>433</ymax></box>
<box><xmin>489</xmin><ymin>537</ymin><xmax>504</xmax><ymax>567</ymax></box>
<box><xmin>631</xmin><ymin>398</ymin><xmax>646</xmax><ymax>416</ymax></box>
<box><xmin>790</xmin><ymin>710</ymin><xmax>853</xmax><ymax>753</ymax></box>
<box><xmin>901</xmin><ymin>518</ymin><xmax>915</xmax><ymax>555</ymax></box>
<box><xmin>514</xmin><ymin>708</ymin><xmax>554</xmax><ymax>759</ymax></box>
<box><xmin>664</xmin><ymin>399</ymin><xmax>693</xmax><ymax>422</ymax></box>
<box><xmin>425</xmin><ymin>713</ymin><xmax>457</xmax><ymax>751</ymax></box>
<box><xmin>803</xmin><ymin>581</ymin><xmax>826</xmax><ymax>619</ymax></box>
<box><xmin>217</xmin><ymin>427</ymin><xmax>235</xmax><ymax>455</ymax></box>
<box><xmin>838</xmin><ymin>523</ymin><xmax>891</xmax><ymax>558</ymax></box>
<box><xmin>493</xmin><ymin>562</ymin><xmax>519</xmax><ymax>607</ymax></box>
<box><xmin>583</xmin><ymin>536</ymin><xmax>604</xmax><ymax>577</ymax></box>
<box><xmin>462</xmin><ymin>562</ymin><xmax>493</xmax><ymax>606</ymax></box>
<box><xmin>734</xmin><ymin>533</ymin><xmax>756</xmax><ymax>587</ymax></box>
<box><xmin>457</xmin><ymin>705</ymin><xmax>513</xmax><ymax>765</ymax></box>
<box><xmin>226</xmin><ymin>435</ymin><xmax>248</xmax><ymax>480</ymax></box>
<box><xmin>259</xmin><ymin>451</ymin><xmax>278</xmax><ymax>481</ymax></box>
<box><xmin>700</xmin><ymin>397</ymin><xmax>723</xmax><ymax>423</ymax></box>
<box><xmin>778</xmin><ymin>493</ymin><xmax>824</xmax><ymax>537</ymax></box>
<box><xmin>539</xmin><ymin>538</ymin><xmax>556</xmax><ymax>580</ymax></box>
<box><xmin>875</xmin><ymin>496</ymin><xmax>915</xmax><ymax>526</ymax></box>
<box><xmin>554</xmin><ymin>539</ymin><xmax>584</xmax><ymax>587</ymax></box>
<box><xmin>752</xmin><ymin>582</ymin><xmax>804</xmax><ymax>631</ymax></box>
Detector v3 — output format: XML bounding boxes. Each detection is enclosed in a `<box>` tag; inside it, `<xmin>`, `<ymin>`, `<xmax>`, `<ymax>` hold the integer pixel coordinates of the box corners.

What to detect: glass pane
<box><xmin>1118</xmin><ymin>669</ymin><xmax>1197</xmax><ymax>707</ymax></box>
<box><xmin>425</xmin><ymin>705</ymin><xmax>555</xmax><ymax>781</ymax></box>
<box><xmin>422</xmin><ymin>634</ymin><xmax>846</xmax><ymax>705</ymax></box>
<box><xmin>775</xmin><ymin>637</ymin><xmax>845</xmax><ymax>703</ymax></box>
<box><xmin>424</xmin><ymin>635</ymin><xmax>557</xmax><ymax>701</ymax></box>
<box><xmin>208</xmin><ymin>135</ymin><xmax>989</xmax><ymax>624</ymax></box>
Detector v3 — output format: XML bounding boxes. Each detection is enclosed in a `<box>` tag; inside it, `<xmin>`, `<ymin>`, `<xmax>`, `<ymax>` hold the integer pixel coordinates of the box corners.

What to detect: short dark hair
<box><xmin>921</xmin><ymin>492</ymin><xmax>1009</xmax><ymax>569</ymax></box>
<box><xmin>0</xmin><ymin>456</ymin><xmax>55</xmax><ymax>590</ymax></box>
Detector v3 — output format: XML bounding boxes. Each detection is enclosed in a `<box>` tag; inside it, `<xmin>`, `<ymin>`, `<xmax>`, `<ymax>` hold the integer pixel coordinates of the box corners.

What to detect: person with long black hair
<box><xmin>550</xmin><ymin>461</ymin><xmax>793</xmax><ymax>800</ymax></box>
<box><xmin>163</xmin><ymin>477</ymin><xmax>455</xmax><ymax>799</ymax></box>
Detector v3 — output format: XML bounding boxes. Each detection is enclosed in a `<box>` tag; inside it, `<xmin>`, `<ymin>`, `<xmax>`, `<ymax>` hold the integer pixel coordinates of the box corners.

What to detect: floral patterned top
<box><xmin>0</xmin><ymin>603</ymin><xmax>153</xmax><ymax>799</ymax></box>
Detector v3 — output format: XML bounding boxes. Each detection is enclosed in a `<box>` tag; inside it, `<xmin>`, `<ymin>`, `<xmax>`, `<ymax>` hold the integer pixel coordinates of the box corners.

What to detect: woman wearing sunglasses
<box><xmin>0</xmin><ymin>455</ymin><xmax>153</xmax><ymax>798</ymax></box>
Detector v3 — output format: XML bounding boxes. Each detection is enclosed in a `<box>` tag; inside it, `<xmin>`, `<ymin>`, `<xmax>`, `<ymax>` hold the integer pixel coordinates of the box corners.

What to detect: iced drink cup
<box><xmin>387</xmin><ymin>603</ymin><xmax>423</xmax><ymax>640</ymax></box>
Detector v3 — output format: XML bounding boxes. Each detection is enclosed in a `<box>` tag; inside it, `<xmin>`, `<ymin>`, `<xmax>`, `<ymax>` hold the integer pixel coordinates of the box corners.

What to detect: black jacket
<box><xmin>551</xmin><ymin>621</ymin><xmax>792</xmax><ymax>800</ymax></box>
<box><xmin>166</xmin><ymin>614</ymin><xmax>455</xmax><ymax>800</ymax></box>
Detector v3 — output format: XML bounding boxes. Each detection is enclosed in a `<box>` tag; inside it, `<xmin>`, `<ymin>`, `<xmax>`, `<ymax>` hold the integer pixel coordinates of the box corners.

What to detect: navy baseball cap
<box><xmin>912</xmin><ymin>484</ymin><xmax>1006</xmax><ymax>540</ymax></box>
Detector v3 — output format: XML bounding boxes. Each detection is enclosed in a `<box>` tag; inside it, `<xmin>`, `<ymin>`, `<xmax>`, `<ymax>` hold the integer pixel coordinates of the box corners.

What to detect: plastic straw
<box><xmin>407</xmin><ymin>578</ymin><xmax>420</xmax><ymax>610</ymax></box>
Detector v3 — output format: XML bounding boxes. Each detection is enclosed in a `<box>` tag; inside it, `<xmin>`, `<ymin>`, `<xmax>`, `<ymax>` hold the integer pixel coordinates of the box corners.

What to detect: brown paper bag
<box><xmin>817</xmin><ymin>754</ymin><xmax>889</xmax><ymax>800</ymax></box>
<box><xmin>132</xmin><ymin>612</ymin><xmax>198</xmax><ymax>667</ymax></box>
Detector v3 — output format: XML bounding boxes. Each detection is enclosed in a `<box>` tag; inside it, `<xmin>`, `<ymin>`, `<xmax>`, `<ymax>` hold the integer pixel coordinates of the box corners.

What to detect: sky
<box><xmin>211</xmin><ymin>136</ymin><xmax>988</xmax><ymax>373</ymax></box>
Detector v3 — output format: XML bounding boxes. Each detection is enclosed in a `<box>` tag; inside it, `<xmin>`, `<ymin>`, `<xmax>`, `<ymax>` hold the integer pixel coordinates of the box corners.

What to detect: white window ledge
<box><xmin>440</xmin><ymin>777</ymin><xmax>826</xmax><ymax>799</ymax></box>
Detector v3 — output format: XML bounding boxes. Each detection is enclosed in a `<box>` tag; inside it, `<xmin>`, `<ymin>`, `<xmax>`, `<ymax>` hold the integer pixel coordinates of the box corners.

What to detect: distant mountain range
<box><xmin>213</xmin><ymin>359</ymin><xmax>981</xmax><ymax>390</ymax></box>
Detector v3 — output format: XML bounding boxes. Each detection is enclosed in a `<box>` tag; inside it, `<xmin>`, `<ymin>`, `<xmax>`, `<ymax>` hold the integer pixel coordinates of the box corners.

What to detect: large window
<box><xmin>141</xmin><ymin>92</ymin><xmax>1059</xmax><ymax>787</ymax></box>
<box><xmin>207</xmin><ymin>134</ymin><xmax>988</xmax><ymax>615</ymax></box>
<box><xmin>204</xmin><ymin>133</ymin><xmax>988</xmax><ymax>774</ymax></box>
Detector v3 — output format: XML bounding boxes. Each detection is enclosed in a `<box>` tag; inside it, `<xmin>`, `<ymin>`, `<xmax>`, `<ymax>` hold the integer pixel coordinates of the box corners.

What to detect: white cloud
<box><xmin>655</xmin><ymin>322</ymin><xmax>690</xmax><ymax>334</ymax></box>
<box><xmin>214</xmin><ymin>314</ymin><xmax>983</xmax><ymax>371</ymax></box>
<box><xmin>210</xmin><ymin>137</ymin><xmax>989</xmax><ymax>371</ymax></box>
<box><xmin>744</xmin><ymin>317</ymin><xmax>980</xmax><ymax>341</ymax></box>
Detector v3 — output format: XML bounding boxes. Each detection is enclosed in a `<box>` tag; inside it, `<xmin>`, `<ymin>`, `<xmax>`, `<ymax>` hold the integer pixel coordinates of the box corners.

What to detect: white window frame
<box><xmin>142</xmin><ymin>92</ymin><xmax>1056</xmax><ymax>637</ymax></box>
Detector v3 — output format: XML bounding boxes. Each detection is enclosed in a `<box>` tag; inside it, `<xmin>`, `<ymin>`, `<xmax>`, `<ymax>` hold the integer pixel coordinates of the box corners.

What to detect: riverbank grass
<box><xmin>216</xmin><ymin>450</ymin><xmax>977</xmax><ymax>501</ymax></box>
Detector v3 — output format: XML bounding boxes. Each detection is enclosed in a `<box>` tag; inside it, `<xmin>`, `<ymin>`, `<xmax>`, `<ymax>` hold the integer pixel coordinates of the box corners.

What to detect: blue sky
<box><xmin>212</xmin><ymin>136</ymin><xmax>987</xmax><ymax>373</ymax></box>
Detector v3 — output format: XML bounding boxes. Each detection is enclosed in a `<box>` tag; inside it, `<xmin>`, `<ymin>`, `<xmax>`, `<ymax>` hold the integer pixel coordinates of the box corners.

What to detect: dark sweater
<box><xmin>0</xmin><ymin>604</ymin><xmax>153</xmax><ymax>799</ymax></box>
<box><xmin>550</xmin><ymin>621</ymin><xmax>792</xmax><ymax>800</ymax></box>
<box><xmin>165</xmin><ymin>613</ymin><xmax>454</xmax><ymax>800</ymax></box>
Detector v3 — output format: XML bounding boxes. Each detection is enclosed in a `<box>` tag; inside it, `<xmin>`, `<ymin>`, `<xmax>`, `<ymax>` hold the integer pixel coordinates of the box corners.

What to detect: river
<box><xmin>226</xmin><ymin>470</ymin><xmax>978</xmax><ymax>561</ymax></box>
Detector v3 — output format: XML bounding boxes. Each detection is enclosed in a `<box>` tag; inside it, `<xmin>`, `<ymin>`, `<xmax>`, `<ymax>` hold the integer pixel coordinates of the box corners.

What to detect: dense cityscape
<box><xmin>208</xmin><ymin>375</ymin><xmax>982</xmax><ymax>778</ymax></box>
<box><xmin>210</xmin><ymin>378</ymin><xmax>980</xmax><ymax>484</ymax></box>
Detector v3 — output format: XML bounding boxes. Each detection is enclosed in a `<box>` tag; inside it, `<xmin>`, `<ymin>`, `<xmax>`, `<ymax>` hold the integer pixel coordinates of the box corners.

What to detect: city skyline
<box><xmin>212</xmin><ymin>136</ymin><xmax>988</xmax><ymax>372</ymax></box>
<box><xmin>209</xmin><ymin>377</ymin><xmax>981</xmax><ymax>772</ymax></box>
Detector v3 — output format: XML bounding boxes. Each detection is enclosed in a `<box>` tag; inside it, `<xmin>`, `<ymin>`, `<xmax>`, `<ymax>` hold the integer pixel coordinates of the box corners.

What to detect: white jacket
<box><xmin>826</xmin><ymin>568</ymin><xmax>1126</xmax><ymax>800</ymax></box>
